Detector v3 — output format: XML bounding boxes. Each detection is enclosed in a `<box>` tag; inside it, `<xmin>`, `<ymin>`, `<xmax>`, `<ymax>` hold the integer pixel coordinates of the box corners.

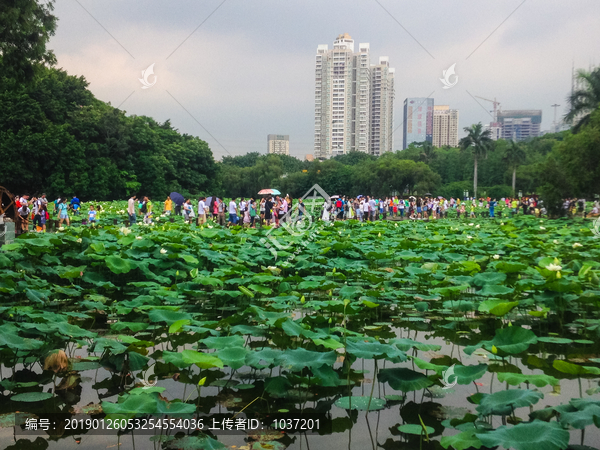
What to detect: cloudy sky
<box><xmin>49</xmin><ymin>0</ymin><xmax>600</xmax><ymax>159</ymax></box>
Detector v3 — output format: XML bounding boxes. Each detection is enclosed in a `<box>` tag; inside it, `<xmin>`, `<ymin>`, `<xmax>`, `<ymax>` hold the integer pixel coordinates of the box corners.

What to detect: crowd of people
<box><xmin>12</xmin><ymin>194</ymin><xmax>84</xmax><ymax>234</ymax></box>
<box><xmin>8</xmin><ymin>192</ymin><xmax>599</xmax><ymax>235</ymax></box>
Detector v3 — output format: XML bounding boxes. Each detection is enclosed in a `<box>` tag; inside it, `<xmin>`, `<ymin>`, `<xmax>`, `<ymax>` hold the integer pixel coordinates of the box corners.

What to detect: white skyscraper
<box><xmin>314</xmin><ymin>34</ymin><xmax>394</xmax><ymax>159</ymax></box>
<box><xmin>432</xmin><ymin>106</ymin><xmax>459</xmax><ymax>147</ymax></box>
<box><xmin>370</xmin><ymin>57</ymin><xmax>395</xmax><ymax>155</ymax></box>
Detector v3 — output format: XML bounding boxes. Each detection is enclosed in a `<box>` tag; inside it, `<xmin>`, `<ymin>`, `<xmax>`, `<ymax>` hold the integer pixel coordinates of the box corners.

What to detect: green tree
<box><xmin>459</xmin><ymin>123</ymin><xmax>493</xmax><ymax>198</ymax></box>
<box><xmin>418</xmin><ymin>141</ymin><xmax>436</xmax><ymax>165</ymax></box>
<box><xmin>565</xmin><ymin>67</ymin><xmax>600</xmax><ymax>133</ymax></box>
<box><xmin>0</xmin><ymin>0</ymin><xmax>57</xmax><ymax>83</ymax></box>
<box><xmin>502</xmin><ymin>141</ymin><xmax>527</xmax><ymax>195</ymax></box>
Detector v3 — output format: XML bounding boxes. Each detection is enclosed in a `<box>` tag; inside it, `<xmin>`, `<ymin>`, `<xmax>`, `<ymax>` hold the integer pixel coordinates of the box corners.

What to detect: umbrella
<box><xmin>170</xmin><ymin>192</ymin><xmax>184</xmax><ymax>206</ymax></box>
<box><xmin>258</xmin><ymin>189</ymin><xmax>281</xmax><ymax>195</ymax></box>
<box><xmin>330</xmin><ymin>195</ymin><xmax>340</xmax><ymax>199</ymax></box>
<box><xmin>205</xmin><ymin>196</ymin><xmax>220</xmax><ymax>209</ymax></box>
<box><xmin>424</xmin><ymin>193</ymin><xmax>433</xmax><ymax>196</ymax></box>
<box><xmin>357</xmin><ymin>195</ymin><xmax>364</xmax><ymax>199</ymax></box>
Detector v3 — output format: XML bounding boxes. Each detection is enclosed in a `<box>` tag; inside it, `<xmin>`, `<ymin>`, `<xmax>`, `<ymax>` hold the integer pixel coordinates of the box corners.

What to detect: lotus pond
<box><xmin>1</xmin><ymin>215</ymin><xmax>600</xmax><ymax>450</ymax></box>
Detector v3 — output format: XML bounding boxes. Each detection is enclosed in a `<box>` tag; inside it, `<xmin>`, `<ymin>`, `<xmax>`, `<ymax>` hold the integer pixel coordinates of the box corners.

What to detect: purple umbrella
<box><xmin>170</xmin><ymin>192</ymin><xmax>185</xmax><ymax>206</ymax></box>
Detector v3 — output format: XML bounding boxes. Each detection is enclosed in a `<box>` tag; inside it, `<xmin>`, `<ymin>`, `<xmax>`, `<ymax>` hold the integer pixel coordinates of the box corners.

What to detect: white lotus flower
<box><xmin>500</xmin><ymin>222</ymin><xmax>504</xmax><ymax>225</ymax></box>
<box><xmin>58</xmin><ymin>227</ymin><xmax>64</xmax><ymax>231</ymax></box>
<box><xmin>469</xmin><ymin>223</ymin><xmax>474</xmax><ymax>226</ymax></box>
<box><xmin>573</xmin><ymin>242</ymin><xmax>583</xmax><ymax>248</ymax></box>
<box><xmin>546</xmin><ymin>263</ymin><xmax>562</xmax><ymax>271</ymax></box>
<box><xmin>77</xmin><ymin>238</ymin><xmax>82</xmax><ymax>243</ymax></box>
<box><xmin>136</xmin><ymin>236</ymin><xmax>142</xmax><ymax>240</ymax></box>
<box><xmin>476</xmin><ymin>224</ymin><xmax>480</xmax><ymax>228</ymax></box>
<box><xmin>467</xmin><ymin>235</ymin><xmax>473</xmax><ymax>239</ymax></box>
<box><xmin>540</xmin><ymin>226</ymin><xmax>546</xmax><ymax>230</ymax></box>
<box><xmin>160</xmin><ymin>248</ymin><xmax>167</xmax><ymax>254</ymax></box>
<box><xmin>493</xmin><ymin>254</ymin><xmax>500</xmax><ymax>260</ymax></box>
<box><xmin>553</xmin><ymin>239</ymin><xmax>559</xmax><ymax>244</ymax></box>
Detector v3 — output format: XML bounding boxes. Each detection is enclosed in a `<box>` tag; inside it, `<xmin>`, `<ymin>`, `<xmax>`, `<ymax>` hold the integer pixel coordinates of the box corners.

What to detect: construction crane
<box><xmin>475</xmin><ymin>96</ymin><xmax>501</xmax><ymax>126</ymax></box>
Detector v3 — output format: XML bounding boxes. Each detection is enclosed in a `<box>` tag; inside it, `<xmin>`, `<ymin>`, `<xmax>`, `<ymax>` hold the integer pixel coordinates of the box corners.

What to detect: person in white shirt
<box><xmin>127</xmin><ymin>195</ymin><xmax>137</xmax><ymax>224</ymax></box>
<box><xmin>239</xmin><ymin>198</ymin><xmax>246</xmax><ymax>215</ymax></box>
<box><xmin>368</xmin><ymin>197</ymin><xmax>376</xmax><ymax>221</ymax></box>
<box><xmin>362</xmin><ymin>197</ymin><xmax>370</xmax><ymax>222</ymax></box>
<box><xmin>197</xmin><ymin>197</ymin><xmax>206</xmax><ymax>225</ymax></box>
<box><xmin>229</xmin><ymin>198</ymin><xmax>238</xmax><ymax>226</ymax></box>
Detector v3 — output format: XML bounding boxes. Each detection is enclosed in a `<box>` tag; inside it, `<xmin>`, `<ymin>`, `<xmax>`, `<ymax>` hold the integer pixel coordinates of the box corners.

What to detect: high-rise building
<box><xmin>370</xmin><ymin>57</ymin><xmax>395</xmax><ymax>155</ymax></box>
<box><xmin>432</xmin><ymin>106</ymin><xmax>459</xmax><ymax>147</ymax></box>
<box><xmin>497</xmin><ymin>110</ymin><xmax>542</xmax><ymax>141</ymax></box>
<box><xmin>403</xmin><ymin>98</ymin><xmax>434</xmax><ymax>149</ymax></box>
<box><xmin>314</xmin><ymin>34</ymin><xmax>394</xmax><ymax>159</ymax></box>
<box><xmin>267</xmin><ymin>134</ymin><xmax>290</xmax><ymax>155</ymax></box>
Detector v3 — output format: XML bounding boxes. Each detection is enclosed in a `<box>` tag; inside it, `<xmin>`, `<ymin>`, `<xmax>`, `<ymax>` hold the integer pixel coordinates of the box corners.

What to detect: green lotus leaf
<box><xmin>11</xmin><ymin>392</ymin><xmax>53</xmax><ymax>402</ymax></box>
<box><xmin>497</xmin><ymin>372</ymin><xmax>559</xmax><ymax>387</ymax></box>
<box><xmin>398</xmin><ymin>423</ymin><xmax>435</xmax><ymax>435</ymax></box>
<box><xmin>203</xmin><ymin>335</ymin><xmax>245</xmax><ymax>350</ymax></box>
<box><xmin>441</xmin><ymin>430</ymin><xmax>483</xmax><ymax>450</ymax></box>
<box><xmin>476</xmin><ymin>389</ymin><xmax>543</xmax><ymax>416</ymax></box>
<box><xmin>311</xmin><ymin>365</ymin><xmax>341</xmax><ymax>387</ymax></box>
<box><xmin>453</xmin><ymin>364</ymin><xmax>488</xmax><ymax>384</ymax></box>
<box><xmin>552</xmin><ymin>359</ymin><xmax>600</xmax><ymax>376</ymax></box>
<box><xmin>217</xmin><ymin>346</ymin><xmax>248</xmax><ymax>370</ymax></box>
<box><xmin>346</xmin><ymin>338</ymin><xmax>407</xmax><ymax>361</ymax></box>
<box><xmin>280</xmin><ymin>348</ymin><xmax>336</xmax><ymax>371</ymax></box>
<box><xmin>264</xmin><ymin>376</ymin><xmax>292</xmax><ymax>396</ymax></box>
<box><xmin>180</xmin><ymin>350</ymin><xmax>223</xmax><ymax>369</ymax></box>
<box><xmin>476</xmin><ymin>420</ymin><xmax>569</xmax><ymax>450</ymax></box>
<box><xmin>105</xmin><ymin>255</ymin><xmax>134</xmax><ymax>274</ymax></box>
<box><xmin>472</xmin><ymin>272</ymin><xmax>507</xmax><ymax>286</ymax></box>
<box><xmin>334</xmin><ymin>396</ymin><xmax>386</xmax><ymax>411</ymax></box>
<box><xmin>479</xmin><ymin>284</ymin><xmax>515</xmax><ymax>296</ymax></box>
<box><xmin>245</xmin><ymin>348</ymin><xmax>284</xmax><ymax>369</ymax></box>
<box><xmin>559</xmin><ymin>404</ymin><xmax>600</xmax><ymax>429</ymax></box>
<box><xmin>378</xmin><ymin>367</ymin><xmax>433</xmax><ymax>392</ymax></box>
<box><xmin>147</xmin><ymin>309</ymin><xmax>192</xmax><ymax>325</ymax></box>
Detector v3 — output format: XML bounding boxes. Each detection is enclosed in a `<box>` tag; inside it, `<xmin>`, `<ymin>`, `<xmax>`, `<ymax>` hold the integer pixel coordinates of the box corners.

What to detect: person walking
<box><xmin>164</xmin><ymin>196</ymin><xmax>173</xmax><ymax>215</ymax></box>
<box><xmin>228</xmin><ymin>197</ymin><xmax>238</xmax><ymax>226</ymax></box>
<box><xmin>143</xmin><ymin>197</ymin><xmax>153</xmax><ymax>224</ymax></box>
<box><xmin>217</xmin><ymin>198</ymin><xmax>225</xmax><ymax>226</ymax></box>
<box><xmin>128</xmin><ymin>195</ymin><xmax>137</xmax><ymax>225</ymax></box>
<box><xmin>183</xmin><ymin>199</ymin><xmax>194</xmax><ymax>224</ymax></box>
<box><xmin>18</xmin><ymin>201</ymin><xmax>31</xmax><ymax>233</ymax></box>
<box><xmin>58</xmin><ymin>198</ymin><xmax>69</xmax><ymax>228</ymax></box>
<box><xmin>197</xmin><ymin>197</ymin><xmax>207</xmax><ymax>225</ymax></box>
<box><xmin>70</xmin><ymin>195</ymin><xmax>81</xmax><ymax>215</ymax></box>
<box><xmin>249</xmin><ymin>199</ymin><xmax>257</xmax><ymax>228</ymax></box>
<box><xmin>489</xmin><ymin>198</ymin><xmax>497</xmax><ymax>218</ymax></box>
<box><xmin>39</xmin><ymin>203</ymin><xmax>48</xmax><ymax>232</ymax></box>
<box><xmin>88</xmin><ymin>205</ymin><xmax>98</xmax><ymax>225</ymax></box>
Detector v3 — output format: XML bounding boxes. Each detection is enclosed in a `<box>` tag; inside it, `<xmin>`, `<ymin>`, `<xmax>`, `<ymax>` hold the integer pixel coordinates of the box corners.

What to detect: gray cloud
<box><xmin>50</xmin><ymin>0</ymin><xmax>600</xmax><ymax>158</ymax></box>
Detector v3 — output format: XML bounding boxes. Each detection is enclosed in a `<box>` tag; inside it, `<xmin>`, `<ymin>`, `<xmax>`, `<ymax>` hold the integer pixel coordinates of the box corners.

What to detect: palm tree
<box><xmin>418</xmin><ymin>141</ymin><xmax>436</xmax><ymax>165</ymax></box>
<box><xmin>459</xmin><ymin>123</ymin><xmax>493</xmax><ymax>199</ymax></box>
<box><xmin>565</xmin><ymin>67</ymin><xmax>600</xmax><ymax>133</ymax></box>
<box><xmin>502</xmin><ymin>141</ymin><xmax>526</xmax><ymax>195</ymax></box>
